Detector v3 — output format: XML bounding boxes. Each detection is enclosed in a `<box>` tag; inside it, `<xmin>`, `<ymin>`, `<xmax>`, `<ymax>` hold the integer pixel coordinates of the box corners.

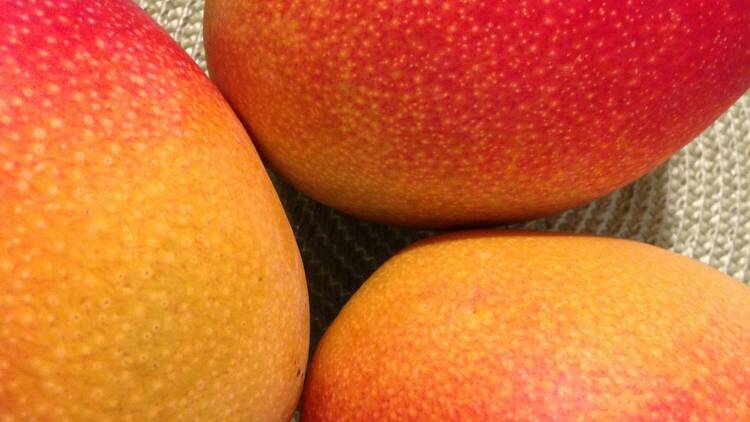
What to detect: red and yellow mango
<box><xmin>204</xmin><ymin>0</ymin><xmax>750</xmax><ymax>227</ymax></box>
<box><xmin>0</xmin><ymin>1</ymin><xmax>308</xmax><ymax>420</ymax></box>
<box><xmin>303</xmin><ymin>232</ymin><xmax>750</xmax><ymax>420</ymax></box>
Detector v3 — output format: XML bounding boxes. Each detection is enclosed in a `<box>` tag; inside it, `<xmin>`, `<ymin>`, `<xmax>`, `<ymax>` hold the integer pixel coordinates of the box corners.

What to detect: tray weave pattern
<box><xmin>137</xmin><ymin>0</ymin><xmax>750</xmax><ymax>344</ymax></box>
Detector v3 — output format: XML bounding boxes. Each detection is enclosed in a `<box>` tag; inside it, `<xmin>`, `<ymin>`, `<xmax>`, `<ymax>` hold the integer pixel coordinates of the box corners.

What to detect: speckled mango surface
<box><xmin>204</xmin><ymin>0</ymin><xmax>750</xmax><ymax>227</ymax></box>
<box><xmin>302</xmin><ymin>231</ymin><xmax>750</xmax><ymax>421</ymax></box>
<box><xmin>0</xmin><ymin>1</ymin><xmax>308</xmax><ymax>420</ymax></box>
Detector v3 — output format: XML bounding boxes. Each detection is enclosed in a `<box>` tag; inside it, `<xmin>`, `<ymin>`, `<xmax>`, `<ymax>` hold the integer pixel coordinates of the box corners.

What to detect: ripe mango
<box><xmin>204</xmin><ymin>1</ymin><xmax>750</xmax><ymax>227</ymax></box>
<box><xmin>303</xmin><ymin>232</ymin><xmax>750</xmax><ymax>421</ymax></box>
<box><xmin>0</xmin><ymin>1</ymin><xmax>308</xmax><ymax>420</ymax></box>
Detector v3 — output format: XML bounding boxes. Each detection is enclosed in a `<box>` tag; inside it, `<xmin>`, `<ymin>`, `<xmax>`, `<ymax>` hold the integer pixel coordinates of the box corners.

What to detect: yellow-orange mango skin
<box><xmin>302</xmin><ymin>232</ymin><xmax>750</xmax><ymax>421</ymax></box>
<box><xmin>0</xmin><ymin>1</ymin><xmax>308</xmax><ymax>420</ymax></box>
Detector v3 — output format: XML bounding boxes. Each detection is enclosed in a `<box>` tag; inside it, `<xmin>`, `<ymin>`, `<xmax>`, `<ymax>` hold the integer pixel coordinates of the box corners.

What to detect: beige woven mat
<box><xmin>137</xmin><ymin>0</ymin><xmax>750</xmax><ymax>344</ymax></box>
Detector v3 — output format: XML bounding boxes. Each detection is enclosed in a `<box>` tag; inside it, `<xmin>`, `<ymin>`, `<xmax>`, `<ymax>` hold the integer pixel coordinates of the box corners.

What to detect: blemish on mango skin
<box><xmin>205</xmin><ymin>0</ymin><xmax>750</xmax><ymax>227</ymax></box>
<box><xmin>1</xmin><ymin>1</ymin><xmax>308</xmax><ymax>421</ymax></box>
<box><xmin>301</xmin><ymin>232</ymin><xmax>750</xmax><ymax>421</ymax></box>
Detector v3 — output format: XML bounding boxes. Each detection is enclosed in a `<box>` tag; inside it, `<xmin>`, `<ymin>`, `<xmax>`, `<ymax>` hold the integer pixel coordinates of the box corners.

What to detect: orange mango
<box><xmin>0</xmin><ymin>1</ymin><xmax>308</xmax><ymax>420</ymax></box>
<box><xmin>204</xmin><ymin>1</ymin><xmax>750</xmax><ymax>227</ymax></box>
<box><xmin>303</xmin><ymin>232</ymin><xmax>750</xmax><ymax>421</ymax></box>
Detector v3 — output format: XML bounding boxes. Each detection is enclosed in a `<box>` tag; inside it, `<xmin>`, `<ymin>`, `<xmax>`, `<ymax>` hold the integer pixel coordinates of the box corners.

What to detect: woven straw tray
<box><xmin>137</xmin><ymin>0</ymin><xmax>750</xmax><ymax>347</ymax></box>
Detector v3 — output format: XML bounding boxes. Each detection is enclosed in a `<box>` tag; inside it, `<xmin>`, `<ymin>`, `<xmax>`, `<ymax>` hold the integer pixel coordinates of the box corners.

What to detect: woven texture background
<box><xmin>137</xmin><ymin>0</ymin><xmax>750</xmax><ymax>346</ymax></box>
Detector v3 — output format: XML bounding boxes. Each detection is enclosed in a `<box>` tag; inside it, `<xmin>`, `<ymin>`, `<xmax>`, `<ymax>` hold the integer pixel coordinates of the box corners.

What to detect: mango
<box><xmin>302</xmin><ymin>232</ymin><xmax>750</xmax><ymax>421</ymax></box>
<box><xmin>0</xmin><ymin>1</ymin><xmax>308</xmax><ymax>420</ymax></box>
<box><xmin>204</xmin><ymin>0</ymin><xmax>750</xmax><ymax>227</ymax></box>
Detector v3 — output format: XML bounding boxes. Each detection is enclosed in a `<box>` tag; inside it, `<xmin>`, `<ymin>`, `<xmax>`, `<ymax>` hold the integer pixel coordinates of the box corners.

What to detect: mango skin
<box><xmin>302</xmin><ymin>232</ymin><xmax>750</xmax><ymax>421</ymax></box>
<box><xmin>204</xmin><ymin>0</ymin><xmax>750</xmax><ymax>227</ymax></box>
<box><xmin>0</xmin><ymin>1</ymin><xmax>308</xmax><ymax>420</ymax></box>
